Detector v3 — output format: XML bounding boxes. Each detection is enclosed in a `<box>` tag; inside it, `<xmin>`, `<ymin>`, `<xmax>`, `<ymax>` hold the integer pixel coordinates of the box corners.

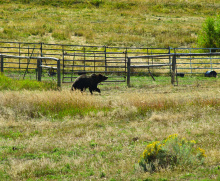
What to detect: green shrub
<box><xmin>139</xmin><ymin>134</ymin><xmax>206</xmax><ymax>172</ymax></box>
<box><xmin>198</xmin><ymin>16</ymin><xmax>220</xmax><ymax>51</ymax></box>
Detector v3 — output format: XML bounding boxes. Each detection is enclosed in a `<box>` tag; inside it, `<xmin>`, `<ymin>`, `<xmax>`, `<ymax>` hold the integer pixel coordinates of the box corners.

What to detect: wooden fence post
<box><xmin>127</xmin><ymin>57</ymin><xmax>131</xmax><ymax>87</ymax></box>
<box><xmin>1</xmin><ymin>55</ymin><xmax>3</xmax><ymax>73</ymax></box>
<box><xmin>57</xmin><ymin>59</ymin><xmax>61</xmax><ymax>88</ymax></box>
<box><xmin>171</xmin><ymin>55</ymin><xmax>176</xmax><ymax>85</ymax></box>
<box><xmin>37</xmin><ymin>59</ymin><xmax>41</xmax><ymax>82</ymax></box>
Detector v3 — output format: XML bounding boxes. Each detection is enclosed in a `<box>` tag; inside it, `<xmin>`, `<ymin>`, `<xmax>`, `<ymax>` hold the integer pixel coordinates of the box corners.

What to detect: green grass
<box><xmin>0</xmin><ymin>73</ymin><xmax>57</xmax><ymax>90</ymax></box>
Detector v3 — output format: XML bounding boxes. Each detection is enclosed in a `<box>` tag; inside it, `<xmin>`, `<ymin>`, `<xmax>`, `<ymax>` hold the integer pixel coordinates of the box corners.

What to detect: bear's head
<box><xmin>98</xmin><ymin>74</ymin><xmax>108</xmax><ymax>82</ymax></box>
<box><xmin>91</xmin><ymin>74</ymin><xmax>108</xmax><ymax>83</ymax></box>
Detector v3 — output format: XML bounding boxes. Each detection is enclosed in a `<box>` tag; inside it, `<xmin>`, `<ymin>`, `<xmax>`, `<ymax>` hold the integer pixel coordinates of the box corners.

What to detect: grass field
<box><xmin>0</xmin><ymin>0</ymin><xmax>219</xmax><ymax>47</ymax></box>
<box><xmin>0</xmin><ymin>0</ymin><xmax>220</xmax><ymax>180</ymax></box>
<box><xmin>0</xmin><ymin>75</ymin><xmax>219</xmax><ymax>180</ymax></box>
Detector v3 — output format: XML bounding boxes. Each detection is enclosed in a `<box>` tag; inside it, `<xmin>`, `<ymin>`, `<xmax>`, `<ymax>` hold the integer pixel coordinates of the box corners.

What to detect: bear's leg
<box><xmin>95</xmin><ymin>88</ymin><xmax>101</xmax><ymax>93</ymax></box>
<box><xmin>71</xmin><ymin>84</ymin><xmax>77</xmax><ymax>91</ymax></box>
<box><xmin>71</xmin><ymin>84</ymin><xmax>74</xmax><ymax>91</ymax></box>
<box><xmin>89</xmin><ymin>87</ymin><xmax>93</xmax><ymax>94</ymax></box>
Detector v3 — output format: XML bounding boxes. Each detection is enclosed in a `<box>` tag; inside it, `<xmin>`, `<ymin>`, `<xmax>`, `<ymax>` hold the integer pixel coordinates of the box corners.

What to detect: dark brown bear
<box><xmin>71</xmin><ymin>74</ymin><xmax>108</xmax><ymax>94</ymax></box>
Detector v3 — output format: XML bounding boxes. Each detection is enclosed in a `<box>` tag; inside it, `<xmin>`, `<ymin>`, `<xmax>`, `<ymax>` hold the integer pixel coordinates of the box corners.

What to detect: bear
<box><xmin>71</xmin><ymin>73</ymin><xmax>108</xmax><ymax>94</ymax></box>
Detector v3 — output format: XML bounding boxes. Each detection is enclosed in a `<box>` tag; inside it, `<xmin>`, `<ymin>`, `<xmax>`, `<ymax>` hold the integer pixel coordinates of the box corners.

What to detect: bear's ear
<box><xmin>98</xmin><ymin>74</ymin><xmax>103</xmax><ymax>80</ymax></box>
<box><xmin>91</xmin><ymin>74</ymin><xmax>98</xmax><ymax>80</ymax></box>
<box><xmin>91</xmin><ymin>74</ymin><xmax>97</xmax><ymax>77</ymax></box>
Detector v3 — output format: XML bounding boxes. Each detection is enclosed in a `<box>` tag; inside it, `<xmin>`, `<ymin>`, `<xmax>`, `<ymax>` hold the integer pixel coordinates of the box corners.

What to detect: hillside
<box><xmin>0</xmin><ymin>0</ymin><xmax>219</xmax><ymax>47</ymax></box>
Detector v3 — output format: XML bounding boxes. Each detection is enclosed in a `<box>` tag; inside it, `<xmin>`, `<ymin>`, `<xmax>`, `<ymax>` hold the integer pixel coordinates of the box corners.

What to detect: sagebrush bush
<box><xmin>139</xmin><ymin>134</ymin><xmax>206</xmax><ymax>172</ymax></box>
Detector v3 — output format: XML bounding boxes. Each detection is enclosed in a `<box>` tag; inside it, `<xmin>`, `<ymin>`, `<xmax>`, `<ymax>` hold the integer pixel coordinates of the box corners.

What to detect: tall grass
<box><xmin>0</xmin><ymin>90</ymin><xmax>109</xmax><ymax>118</ymax></box>
<box><xmin>1</xmin><ymin>82</ymin><xmax>219</xmax><ymax>119</ymax></box>
<box><xmin>122</xmin><ymin>91</ymin><xmax>220</xmax><ymax>114</ymax></box>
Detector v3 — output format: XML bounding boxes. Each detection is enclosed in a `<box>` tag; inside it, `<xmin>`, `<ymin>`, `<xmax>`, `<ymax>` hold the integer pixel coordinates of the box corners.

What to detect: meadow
<box><xmin>0</xmin><ymin>0</ymin><xmax>220</xmax><ymax>180</ymax></box>
<box><xmin>0</xmin><ymin>75</ymin><xmax>219</xmax><ymax>180</ymax></box>
<box><xmin>0</xmin><ymin>0</ymin><xmax>219</xmax><ymax>47</ymax></box>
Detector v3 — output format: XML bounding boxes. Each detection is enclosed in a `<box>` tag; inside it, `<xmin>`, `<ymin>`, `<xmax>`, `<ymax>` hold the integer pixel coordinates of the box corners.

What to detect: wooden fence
<box><xmin>127</xmin><ymin>52</ymin><xmax>220</xmax><ymax>86</ymax></box>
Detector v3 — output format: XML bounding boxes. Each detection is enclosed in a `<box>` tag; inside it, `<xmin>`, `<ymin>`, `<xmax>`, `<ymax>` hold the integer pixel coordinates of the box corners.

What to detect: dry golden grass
<box><xmin>0</xmin><ymin>79</ymin><xmax>219</xmax><ymax>180</ymax></box>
